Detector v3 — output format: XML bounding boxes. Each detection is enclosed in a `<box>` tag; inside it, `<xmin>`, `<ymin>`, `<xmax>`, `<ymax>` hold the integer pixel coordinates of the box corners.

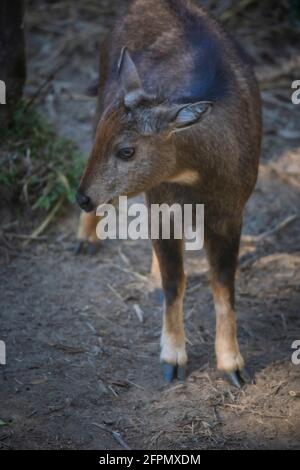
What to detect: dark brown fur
<box><xmin>77</xmin><ymin>0</ymin><xmax>262</xmax><ymax>377</ymax></box>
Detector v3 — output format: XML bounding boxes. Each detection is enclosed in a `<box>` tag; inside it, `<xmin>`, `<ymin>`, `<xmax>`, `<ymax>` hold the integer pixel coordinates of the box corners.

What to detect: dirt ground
<box><xmin>1</xmin><ymin>0</ymin><xmax>300</xmax><ymax>450</ymax></box>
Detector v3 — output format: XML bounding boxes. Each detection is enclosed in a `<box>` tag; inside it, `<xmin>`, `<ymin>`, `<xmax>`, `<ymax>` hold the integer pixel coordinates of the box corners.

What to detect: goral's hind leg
<box><xmin>205</xmin><ymin>221</ymin><xmax>245</xmax><ymax>388</ymax></box>
<box><xmin>75</xmin><ymin>211</ymin><xmax>99</xmax><ymax>255</ymax></box>
<box><xmin>150</xmin><ymin>249</ymin><xmax>161</xmax><ymax>287</ymax></box>
<box><xmin>149</xmin><ymin>249</ymin><xmax>164</xmax><ymax>304</ymax></box>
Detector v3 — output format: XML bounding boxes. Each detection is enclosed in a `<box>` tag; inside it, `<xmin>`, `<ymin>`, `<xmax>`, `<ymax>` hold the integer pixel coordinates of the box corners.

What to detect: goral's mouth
<box><xmin>96</xmin><ymin>192</ymin><xmax>140</xmax><ymax>210</ymax></box>
<box><xmin>96</xmin><ymin>198</ymin><xmax>115</xmax><ymax>210</ymax></box>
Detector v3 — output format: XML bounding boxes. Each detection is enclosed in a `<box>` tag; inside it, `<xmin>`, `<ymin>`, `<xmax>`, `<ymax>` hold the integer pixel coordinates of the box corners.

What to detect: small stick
<box><xmin>1</xmin><ymin>221</ymin><xmax>19</xmax><ymax>231</ymax></box>
<box><xmin>133</xmin><ymin>304</ymin><xmax>144</xmax><ymax>323</ymax></box>
<box><xmin>242</xmin><ymin>214</ymin><xmax>298</xmax><ymax>244</ymax></box>
<box><xmin>23</xmin><ymin>196</ymin><xmax>64</xmax><ymax>247</ymax></box>
<box><xmin>25</xmin><ymin>61</ymin><xmax>68</xmax><ymax>110</ymax></box>
<box><xmin>118</xmin><ymin>246</ymin><xmax>131</xmax><ymax>266</ymax></box>
<box><xmin>107</xmin><ymin>283</ymin><xmax>128</xmax><ymax>308</ymax></box>
<box><xmin>126</xmin><ymin>380</ymin><xmax>145</xmax><ymax>391</ymax></box>
<box><xmin>6</xmin><ymin>234</ymin><xmax>47</xmax><ymax>241</ymax></box>
<box><xmin>92</xmin><ymin>423</ymin><xmax>131</xmax><ymax>450</ymax></box>
<box><xmin>101</xmin><ymin>263</ymin><xmax>148</xmax><ymax>282</ymax></box>
<box><xmin>256</xmin><ymin>56</ymin><xmax>300</xmax><ymax>84</ymax></box>
<box><xmin>223</xmin><ymin>404</ymin><xmax>289</xmax><ymax>419</ymax></box>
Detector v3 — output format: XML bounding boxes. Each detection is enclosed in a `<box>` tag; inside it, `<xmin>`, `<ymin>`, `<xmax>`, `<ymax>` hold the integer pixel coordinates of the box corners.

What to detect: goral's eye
<box><xmin>116</xmin><ymin>147</ymin><xmax>135</xmax><ymax>160</ymax></box>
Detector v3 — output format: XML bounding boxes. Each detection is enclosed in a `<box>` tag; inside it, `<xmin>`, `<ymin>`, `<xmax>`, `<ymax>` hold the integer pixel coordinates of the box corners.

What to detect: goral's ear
<box><xmin>173</xmin><ymin>101</ymin><xmax>212</xmax><ymax>129</ymax></box>
<box><xmin>162</xmin><ymin>101</ymin><xmax>212</xmax><ymax>133</ymax></box>
<box><xmin>118</xmin><ymin>47</ymin><xmax>146</xmax><ymax>109</ymax></box>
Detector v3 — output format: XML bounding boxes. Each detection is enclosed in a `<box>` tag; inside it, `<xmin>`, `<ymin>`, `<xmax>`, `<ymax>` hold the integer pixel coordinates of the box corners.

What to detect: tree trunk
<box><xmin>0</xmin><ymin>0</ymin><xmax>26</xmax><ymax>128</ymax></box>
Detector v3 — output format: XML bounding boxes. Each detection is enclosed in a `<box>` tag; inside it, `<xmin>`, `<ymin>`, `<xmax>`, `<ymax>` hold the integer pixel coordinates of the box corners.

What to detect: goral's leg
<box><xmin>152</xmin><ymin>238</ymin><xmax>187</xmax><ymax>382</ymax></box>
<box><xmin>75</xmin><ymin>211</ymin><xmax>99</xmax><ymax>255</ymax></box>
<box><xmin>205</xmin><ymin>222</ymin><xmax>245</xmax><ymax>388</ymax></box>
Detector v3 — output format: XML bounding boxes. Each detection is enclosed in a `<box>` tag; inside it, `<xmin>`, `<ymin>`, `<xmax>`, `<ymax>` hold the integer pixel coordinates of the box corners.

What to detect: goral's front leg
<box><xmin>152</xmin><ymin>238</ymin><xmax>187</xmax><ymax>382</ymax></box>
<box><xmin>75</xmin><ymin>211</ymin><xmax>99</xmax><ymax>255</ymax></box>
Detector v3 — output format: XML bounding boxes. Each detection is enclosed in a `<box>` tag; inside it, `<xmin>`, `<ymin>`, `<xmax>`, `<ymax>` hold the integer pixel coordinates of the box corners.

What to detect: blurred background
<box><xmin>0</xmin><ymin>0</ymin><xmax>300</xmax><ymax>450</ymax></box>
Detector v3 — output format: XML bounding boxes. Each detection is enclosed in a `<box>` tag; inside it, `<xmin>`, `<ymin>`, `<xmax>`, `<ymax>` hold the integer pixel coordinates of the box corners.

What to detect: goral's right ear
<box><xmin>118</xmin><ymin>47</ymin><xmax>146</xmax><ymax>109</ymax></box>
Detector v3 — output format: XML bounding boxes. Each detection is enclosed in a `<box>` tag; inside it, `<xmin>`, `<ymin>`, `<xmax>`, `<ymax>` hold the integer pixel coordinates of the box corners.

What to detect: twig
<box><xmin>256</xmin><ymin>56</ymin><xmax>300</xmax><ymax>85</ymax></box>
<box><xmin>133</xmin><ymin>304</ymin><xmax>144</xmax><ymax>323</ymax></box>
<box><xmin>126</xmin><ymin>380</ymin><xmax>145</xmax><ymax>391</ymax></box>
<box><xmin>223</xmin><ymin>404</ymin><xmax>289</xmax><ymax>419</ymax></box>
<box><xmin>107</xmin><ymin>283</ymin><xmax>128</xmax><ymax>309</ymax></box>
<box><xmin>118</xmin><ymin>246</ymin><xmax>131</xmax><ymax>266</ymax></box>
<box><xmin>50</xmin><ymin>343</ymin><xmax>86</xmax><ymax>354</ymax></box>
<box><xmin>92</xmin><ymin>423</ymin><xmax>131</xmax><ymax>450</ymax></box>
<box><xmin>6</xmin><ymin>234</ymin><xmax>47</xmax><ymax>242</ymax></box>
<box><xmin>1</xmin><ymin>221</ymin><xmax>19</xmax><ymax>231</ymax></box>
<box><xmin>60</xmin><ymin>92</ymin><xmax>97</xmax><ymax>102</ymax></box>
<box><xmin>25</xmin><ymin>61</ymin><xmax>68</xmax><ymax>110</ymax></box>
<box><xmin>23</xmin><ymin>196</ymin><xmax>64</xmax><ymax>247</ymax></box>
<box><xmin>101</xmin><ymin>263</ymin><xmax>148</xmax><ymax>282</ymax></box>
<box><xmin>219</xmin><ymin>0</ymin><xmax>258</xmax><ymax>21</ymax></box>
<box><xmin>271</xmin><ymin>166</ymin><xmax>300</xmax><ymax>192</ymax></box>
<box><xmin>242</xmin><ymin>214</ymin><xmax>298</xmax><ymax>244</ymax></box>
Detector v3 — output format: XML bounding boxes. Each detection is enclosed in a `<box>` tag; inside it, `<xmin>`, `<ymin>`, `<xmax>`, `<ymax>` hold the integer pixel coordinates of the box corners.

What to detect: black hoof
<box><xmin>162</xmin><ymin>363</ymin><xmax>186</xmax><ymax>383</ymax></box>
<box><xmin>241</xmin><ymin>368</ymin><xmax>256</xmax><ymax>385</ymax></box>
<box><xmin>177</xmin><ymin>366</ymin><xmax>186</xmax><ymax>382</ymax></box>
<box><xmin>74</xmin><ymin>241</ymin><xmax>84</xmax><ymax>255</ymax></box>
<box><xmin>86</xmin><ymin>242</ymin><xmax>97</xmax><ymax>256</ymax></box>
<box><xmin>226</xmin><ymin>370</ymin><xmax>245</xmax><ymax>389</ymax></box>
<box><xmin>162</xmin><ymin>363</ymin><xmax>176</xmax><ymax>383</ymax></box>
<box><xmin>74</xmin><ymin>241</ymin><xmax>98</xmax><ymax>256</ymax></box>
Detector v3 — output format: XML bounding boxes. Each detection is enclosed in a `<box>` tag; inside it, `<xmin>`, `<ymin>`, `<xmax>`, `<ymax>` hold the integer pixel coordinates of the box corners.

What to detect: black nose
<box><xmin>76</xmin><ymin>191</ymin><xmax>94</xmax><ymax>212</ymax></box>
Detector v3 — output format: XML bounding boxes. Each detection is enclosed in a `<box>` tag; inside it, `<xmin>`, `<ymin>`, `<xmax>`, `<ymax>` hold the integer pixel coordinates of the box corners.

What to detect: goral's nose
<box><xmin>76</xmin><ymin>190</ymin><xmax>94</xmax><ymax>212</ymax></box>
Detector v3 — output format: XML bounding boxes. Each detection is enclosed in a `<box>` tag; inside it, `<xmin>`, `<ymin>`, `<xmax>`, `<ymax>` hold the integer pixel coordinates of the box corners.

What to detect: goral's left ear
<box><xmin>161</xmin><ymin>101</ymin><xmax>212</xmax><ymax>132</ymax></box>
<box><xmin>173</xmin><ymin>101</ymin><xmax>212</xmax><ymax>129</ymax></box>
